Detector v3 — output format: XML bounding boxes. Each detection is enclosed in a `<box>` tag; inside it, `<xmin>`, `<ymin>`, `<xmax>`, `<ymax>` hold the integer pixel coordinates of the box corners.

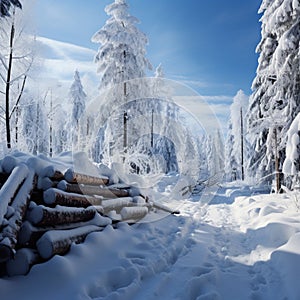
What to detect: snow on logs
<box><xmin>0</xmin><ymin>155</ymin><xmax>177</xmax><ymax>277</ymax></box>
<box><xmin>0</xmin><ymin>169</ymin><xmax>35</xmax><ymax>262</ymax></box>
<box><xmin>36</xmin><ymin>225</ymin><xmax>102</xmax><ymax>260</ymax></box>
<box><xmin>0</xmin><ymin>163</ymin><xmax>29</xmax><ymax>226</ymax></box>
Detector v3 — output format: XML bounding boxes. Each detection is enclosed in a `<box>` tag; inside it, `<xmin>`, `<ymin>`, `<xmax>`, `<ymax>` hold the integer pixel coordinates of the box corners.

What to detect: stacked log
<box><xmin>0</xmin><ymin>164</ymin><xmax>157</xmax><ymax>277</ymax></box>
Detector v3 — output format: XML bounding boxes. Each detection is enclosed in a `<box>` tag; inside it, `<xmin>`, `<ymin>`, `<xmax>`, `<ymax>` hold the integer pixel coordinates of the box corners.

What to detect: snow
<box><xmin>1</xmin><ymin>177</ymin><xmax>300</xmax><ymax>299</ymax></box>
<box><xmin>0</xmin><ymin>163</ymin><xmax>29</xmax><ymax>225</ymax></box>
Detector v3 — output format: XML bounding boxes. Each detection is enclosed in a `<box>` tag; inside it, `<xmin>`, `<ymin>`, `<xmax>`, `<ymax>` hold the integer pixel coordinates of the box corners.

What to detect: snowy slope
<box><xmin>1</xmin><ymin>179</ymin><xmax>300</xmax><ymax>300</ymax></box>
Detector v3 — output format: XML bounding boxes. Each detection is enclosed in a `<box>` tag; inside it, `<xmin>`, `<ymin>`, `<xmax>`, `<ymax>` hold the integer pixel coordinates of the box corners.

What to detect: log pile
<box><xmin>0</xmin><ymin>163</ymin><xmax>156</xmax><ymax>277</ymax></box>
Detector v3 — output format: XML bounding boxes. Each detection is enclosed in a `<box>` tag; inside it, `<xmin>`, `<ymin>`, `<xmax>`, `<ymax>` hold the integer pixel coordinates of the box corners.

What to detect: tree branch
<box><xmin>9</xmin><ymin>74</ymin><xmax>27</xmax><ymax>119</ymax></box>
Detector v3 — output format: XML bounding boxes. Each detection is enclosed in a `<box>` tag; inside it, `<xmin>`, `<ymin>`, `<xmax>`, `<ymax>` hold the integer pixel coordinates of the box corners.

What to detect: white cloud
<box><xmin>34</xmin><ymin>37</ymin><xmax>231</xmax><ymax>134</ymax></box>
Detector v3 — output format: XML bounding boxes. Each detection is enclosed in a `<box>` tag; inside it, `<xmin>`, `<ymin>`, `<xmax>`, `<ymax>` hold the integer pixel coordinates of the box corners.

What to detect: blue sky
<box><xmin>35</xmin><ymin>0</ymin><xmax>262</xmax><ymax>97</ymax></box>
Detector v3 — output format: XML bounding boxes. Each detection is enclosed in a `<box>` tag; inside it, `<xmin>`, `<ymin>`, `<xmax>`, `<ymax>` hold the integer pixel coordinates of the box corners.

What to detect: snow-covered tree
<box><xmin>207</xmin><ymin>130</ymin><xmax>225</xmax><ymax>179</ymax></box>
<box><xmin>22</xmin><ymin>98</ymin><xmax>49</xmax><ymax>155</ymax></box>
<box><xmin>91</xmin><ymin>0</ymin><xmax>152</xmax><ymax>162</ymax></box>
<box><xmin>0</xmin><ymin>0</ymin><xmax>21</xmax><ymax>17</ymax></box>
<box><xmin>247</xmin><ymin>0</ymin><xmax>300</xmax><ymax>184</ymax></box>
<box><xmin>91</xmin><ymin>0</ymin><xmax>152</xmax><ymax>95</ymax></box>
<box><xmin>225</xmin><ymin>90</ymin><xmax>249</xmax><ymax>181</ymax></box>
<box><xmin>282</xmin><ymin>112</ymin><xmax>300</xmax><ymax>188</ymax></box>
<box><xmin>69</xmin><ymin>70</ymin><xmax>86</xmax><ymax>150</ymax></box>
<box><xmin>0</xmin><ymin>0</ymin><xmax>36</xmax><ymax>149</ymax></box>
<box><xmin>52</xmin><ymin>104</ymin><xmax>68</xmax><ymax>155</ymax></box>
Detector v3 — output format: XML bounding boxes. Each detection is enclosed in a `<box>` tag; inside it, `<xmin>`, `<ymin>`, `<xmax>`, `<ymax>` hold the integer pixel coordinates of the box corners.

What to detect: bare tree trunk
<box><xmin>274</xmin><ymin>127</ymin><xmax>280</xmax><ymax>193</ymax></box>
<box><xmin>5</xmin><ymin>18</ymin><xmax>15</xmax><ymax>149</ymax></box>
<box><xmin>240</xmin><ymin>108</ymin><xmax>244</xmax><ymax>181</ymax></box>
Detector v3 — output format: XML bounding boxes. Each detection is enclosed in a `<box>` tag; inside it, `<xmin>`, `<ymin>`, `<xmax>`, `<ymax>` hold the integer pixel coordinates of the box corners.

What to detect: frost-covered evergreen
<box><xmin>207</xmin><ymin>130</ymin><xmax>225</xmax><ymax>179</ymax></box>
<box><xmin>225</xmin><ymin>90</ymin><xmax>249</xmax><ymax>181</ymax></box>
<box><xmin>91</xmin><ymin>0</ymin><xmax>152</xmax><ymax>92</ymax></box>
<box><xmin>247</xmin><ymin>0</ymin><xmax>300</xmax><ymax>183</ymax></box>
<box><xmin>52</xmin><ymin>104</ymin><xmax>68</xmax><ymax>155</ymax></box>
<box><xmin>0</xmin><ymin>0</ymin><xmax>21</xmax><ymax>17</ymax></box>
<box><xmin>70</xmin><ymin>70</ymin><xmax>86</xmax><ymax>127</ymax></box>
<box><xmin>282</xmin><ymin>112</ymin><xmax>300</xmax><ymax>187</ymax></box>
<box><xmin>22</xmin><ymin>98</ymin><xmax>49</xmax><ymax>155</ymax></box>
<box><xmin>69</xmin><ymin>70</ymin><xmax>86</xmax><ymax>150</ymax></box>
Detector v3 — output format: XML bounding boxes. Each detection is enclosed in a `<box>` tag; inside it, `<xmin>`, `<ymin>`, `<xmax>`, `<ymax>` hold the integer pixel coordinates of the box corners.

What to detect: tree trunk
<box><xmin>5</xmin><ymin>19</ymin><xmax>15</xmax><ymax>149</ymax></box>
<box><xmin>274</xmin><ymin>127</ymin><xmax>281</xmax><ymax>193</ymax></box>
<box><xmin>240</xmin><ymin>107</ymin><xmax>245</xmax><ymax>181</ymax></box>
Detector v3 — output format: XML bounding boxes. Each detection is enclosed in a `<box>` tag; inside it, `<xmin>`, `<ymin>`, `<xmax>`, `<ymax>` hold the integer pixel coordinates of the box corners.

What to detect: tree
<box><xmin>207</xmin><ymin>130</ymin><xmax>225</xmax><ymax>180</ymax></box>
<box><xmin>0</xmin><ymin>0</ymin><xmax>21</xmax><ymax>17</ymax></box>
<box><xmin>91</xmin><ymin>0</ymin><xmax>152</xmax><ymax>94</ymax></box>
<box><xmin>225</xmin><ymin>90</ymin><xmax>249</xmax><ymax>181</ymax></box>
<box><xmin>247</xmin><ymin>0</ymin><xmax>300</xmax><ymax>187</ymax></box>
<box><xmin>0</xmin><ymin>1</ymin><xmax>35</xmax><ymax>149</ymax></box>
<box><xmin>69</xmin><ymin>70</ymin><xmax>87</xmax><ymax>151</ymax></box>
<box><xmin>282</xmin><ymin>112</ymin><xmax>300</xmax><ymax>188</ymax></box>
<box><xmin>91</xmin><ymin>0</ymin><xmax>152</xmax><ymax>162</ymax></box>
<box><xmin>22</xmin><ymin>97</ymin><xmax>49</xmax><ymax>155</ymax></box>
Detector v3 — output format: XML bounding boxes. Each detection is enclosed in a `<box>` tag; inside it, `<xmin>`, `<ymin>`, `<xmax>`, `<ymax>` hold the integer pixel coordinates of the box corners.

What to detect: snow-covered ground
<box><xmin>1</xmin><ymin>177</ymin><xmax>300</xmax><ymax>300</ymax></box>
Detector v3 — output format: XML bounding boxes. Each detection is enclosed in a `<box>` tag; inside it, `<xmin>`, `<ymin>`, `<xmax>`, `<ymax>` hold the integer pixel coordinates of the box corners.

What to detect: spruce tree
<box><xmin>91</xmin><ymin>0</ymin><xmax>152</xmax><ymax>93</ymax></box>
<box><xmin>247</xmin><ymin>0</ymin><xmax>300</xmax><ymax>185</ymax></box>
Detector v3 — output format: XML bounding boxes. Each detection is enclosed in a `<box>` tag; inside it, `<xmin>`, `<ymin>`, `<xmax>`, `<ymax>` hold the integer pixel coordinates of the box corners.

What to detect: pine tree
<box><xmin>207</xmin><ymin>130</ymin><xmax>225</xmax><ymax>180</ymax></box>
<box><xmin>247</xmin><ymin>0</ymin><xmax>300</xmax><ymax>185</ymax></box>
<box><xmin>0</xmin><ymin>0</ymin><xmax>21</xmax><ymax>17</ymax></box>
<box><xmin>91</xmin><ymin>0</ymin><xmax>152</xmax><ymax>93</ymax></box>
<box><xmin>225</xmin><ymin>90</ymin><xmax>249</xmax><ymax>181</ymax></box>
<box><xmin>91</xmin><ymin>0</ymin><xmax>152</xmax><ymax>163</ymax></box>
<box><xmin>22</xmin><ymin>98</ymin><xmax>49</xmax><ymax>155</ymax></box>
<box><xmin>69</xmin><ymin>70</ymin><xmax>86</xmax><ymax>150</ymax></box>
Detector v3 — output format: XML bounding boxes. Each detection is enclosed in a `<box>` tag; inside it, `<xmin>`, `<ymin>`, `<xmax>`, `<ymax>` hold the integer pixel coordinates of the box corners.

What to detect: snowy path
<box><xmin>2</xmin><ymin>184</ymin><xmax>300</xmax><ymax>299</ymax></box>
